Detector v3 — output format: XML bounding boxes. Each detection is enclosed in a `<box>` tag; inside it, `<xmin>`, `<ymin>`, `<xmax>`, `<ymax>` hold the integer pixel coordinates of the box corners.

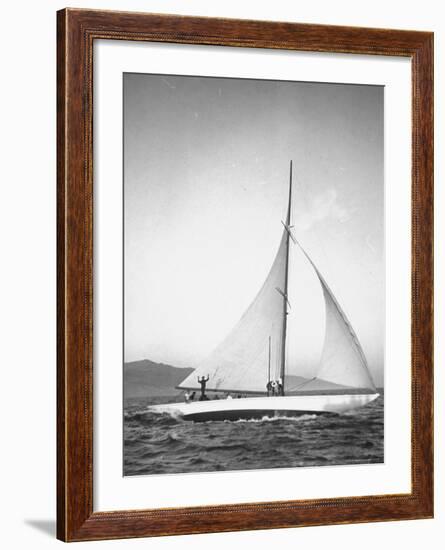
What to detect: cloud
<box><xmin>295</xmin><ymin>188</ymin><xmax>351</xmax><ymax>231</ymax></box>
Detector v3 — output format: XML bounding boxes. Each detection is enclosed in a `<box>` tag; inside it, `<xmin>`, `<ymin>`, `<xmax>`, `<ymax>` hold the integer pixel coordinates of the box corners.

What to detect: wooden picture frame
<box><xmin>57</xmin><ymin>8</ymin><xmax>433</xmax><ymax>542</ymax></box>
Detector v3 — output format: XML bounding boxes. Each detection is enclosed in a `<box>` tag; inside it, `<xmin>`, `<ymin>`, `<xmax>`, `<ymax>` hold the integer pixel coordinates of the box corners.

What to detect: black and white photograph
<box><xmin>123</xmin><ymin>72</ymin><xmax>384</xmax><ymax>476</ymax></box>
<box><xmin>0</xmin><ymin>0</ymin><xmax>439</xmax><ymax>546</ymax></box>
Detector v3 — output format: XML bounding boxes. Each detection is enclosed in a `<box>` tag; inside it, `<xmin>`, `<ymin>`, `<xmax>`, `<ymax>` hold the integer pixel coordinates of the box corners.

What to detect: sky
<box><xmin>123</xmin><ymin>73</ymin><xmax>384</xmax><ymax>386</ymax></box>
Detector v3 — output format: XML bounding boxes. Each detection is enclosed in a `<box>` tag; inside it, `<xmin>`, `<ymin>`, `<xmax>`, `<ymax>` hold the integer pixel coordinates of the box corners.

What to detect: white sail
<box><xmin>179</xmin><ymin>238</ymin><xmax>376</xmax><ymax>395</ymax></box>
<box><xmin>178</xmin><ymin>158</ymin><xmax>376</xmax><ymax>396</ymax></box>
<box><xmin>298</xmin><ymin>245</ymin><xmax>377</xmax><ymax>392</ymax></box>
<box><xmin>178</xmin><ymin>231</ymin><xmax>288</xmax><ymax>393</ymax></box>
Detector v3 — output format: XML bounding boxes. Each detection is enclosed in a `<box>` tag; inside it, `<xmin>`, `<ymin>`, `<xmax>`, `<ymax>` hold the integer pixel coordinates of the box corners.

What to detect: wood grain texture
<box><xmin>57</xmin><ymin>8</ymin><xmax>434</xmax><ymax>542</ymax></box>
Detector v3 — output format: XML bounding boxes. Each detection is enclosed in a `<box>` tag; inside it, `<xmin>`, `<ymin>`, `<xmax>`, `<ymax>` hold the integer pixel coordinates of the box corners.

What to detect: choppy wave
<box><xmin>124</xmin><ymin>393</ymin><xmax>384</xmax><ymax>476</ymax></box>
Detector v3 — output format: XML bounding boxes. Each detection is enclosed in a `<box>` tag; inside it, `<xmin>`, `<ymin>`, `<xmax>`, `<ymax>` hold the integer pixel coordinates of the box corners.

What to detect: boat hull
<box><xmin>149</xmin><ymin>393</ymin><xmax>380</xmax><ymax>422</ymax></box>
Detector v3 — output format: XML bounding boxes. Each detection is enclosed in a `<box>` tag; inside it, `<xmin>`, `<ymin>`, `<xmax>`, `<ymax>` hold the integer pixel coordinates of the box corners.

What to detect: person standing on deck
<box><xmin>197</xmin><ymin>375</ymin><xmax>210</xmax><ymax>401</ymax></box>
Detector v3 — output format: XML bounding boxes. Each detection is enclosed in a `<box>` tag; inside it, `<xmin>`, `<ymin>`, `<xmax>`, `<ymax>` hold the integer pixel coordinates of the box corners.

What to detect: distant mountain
<box><xmin>124</xmin><ymin>360</ymin><xmax>368</xmax><ymax>400</ymax></box>
<box><xmin>124</xmin><ymin>359</ymin><xmax>194</xmax><ymax>399</ymax></box>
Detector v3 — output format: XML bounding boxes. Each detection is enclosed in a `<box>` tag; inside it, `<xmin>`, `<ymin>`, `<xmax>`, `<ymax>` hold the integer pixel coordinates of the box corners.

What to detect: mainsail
<box><xmin>178</xmin><ymin>163</ymin><xmax>377</xmax><ymax>395</ymax></box>
<box><xmin>178</xmin><ymin>231</ymin><xmax>288</xmax><ymax>393</ymax></box>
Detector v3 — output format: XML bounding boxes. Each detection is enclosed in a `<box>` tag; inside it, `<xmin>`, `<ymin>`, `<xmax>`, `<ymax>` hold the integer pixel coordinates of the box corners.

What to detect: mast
<box><xmin>267</xmin><ymin>336</ymin><xmax>271</xmax><ymax>396</ymax></box>
<box><xmin>178</xmin><ymin>162</ymin><xmax>295</xmax><ymax>396</ymax></box>
<box><xmin>280</xmin><ymin>161</ymin><xmax>293</xmax><ymax>395</ymax></box>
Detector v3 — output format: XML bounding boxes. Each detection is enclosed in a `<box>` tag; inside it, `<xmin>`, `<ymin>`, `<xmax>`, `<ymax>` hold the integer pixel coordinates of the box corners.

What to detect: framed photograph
<box><xmin>57</xmin><ymin>8</ymin><xmax>433</xmax><ymax>542</ymax></box>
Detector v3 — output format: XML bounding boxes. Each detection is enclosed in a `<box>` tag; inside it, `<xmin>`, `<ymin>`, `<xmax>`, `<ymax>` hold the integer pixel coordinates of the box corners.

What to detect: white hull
<box><xmin>149</xmin><ymin>393</ymin><xmax>380</xmax><ymax>421</ymax></box>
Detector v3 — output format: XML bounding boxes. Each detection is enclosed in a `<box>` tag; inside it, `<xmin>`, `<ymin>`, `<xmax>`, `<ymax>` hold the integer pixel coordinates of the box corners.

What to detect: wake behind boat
<box><xmin>149</xmin><ymin>161</ymin><xmax>379</xmax><ymax>421</ymax></box>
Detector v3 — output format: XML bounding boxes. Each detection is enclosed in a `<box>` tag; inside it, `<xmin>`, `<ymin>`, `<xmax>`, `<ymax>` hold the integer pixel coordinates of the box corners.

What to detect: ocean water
<box><xmin>123</xmin><ymin>393</ymin><xmax>383</xmax><ymax>476</ymax></box>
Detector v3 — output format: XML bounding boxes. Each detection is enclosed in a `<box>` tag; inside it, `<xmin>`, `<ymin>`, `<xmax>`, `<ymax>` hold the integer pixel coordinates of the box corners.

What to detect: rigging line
<box><xmin>284</xmin><ymin>323</ymin><xmax>290</xmax><ymax>376</ymax></box>
<box><xmin>275</xmin><ymin>287</ymin><xmax>291</xmax><ymax>308</ymax></box>
<box><xmin>281</xmin><ymin>220</ymin><xmax>297</xmax><ymax>244</ymax></box>
<box><xmin>236</xmin><ymin>334</ymin><xmax>275</xmax><ymax>386</ymax></box>
<box><xmin>287</xmin><ymin>376</ymin><xmax>318</xmax><ymax>391</ymax></box>
<box><xmin>275</xmin><ymin>327</ymin><xmax>282</xmax><ymax>380</ymax></box>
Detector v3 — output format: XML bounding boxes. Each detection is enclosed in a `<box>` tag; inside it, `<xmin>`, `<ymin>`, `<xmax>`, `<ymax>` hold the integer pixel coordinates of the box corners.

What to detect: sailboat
<box><xmin>150</xmin><ymin>162</ymin><xmax>380</xmax><ymax>421</ymax></box>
